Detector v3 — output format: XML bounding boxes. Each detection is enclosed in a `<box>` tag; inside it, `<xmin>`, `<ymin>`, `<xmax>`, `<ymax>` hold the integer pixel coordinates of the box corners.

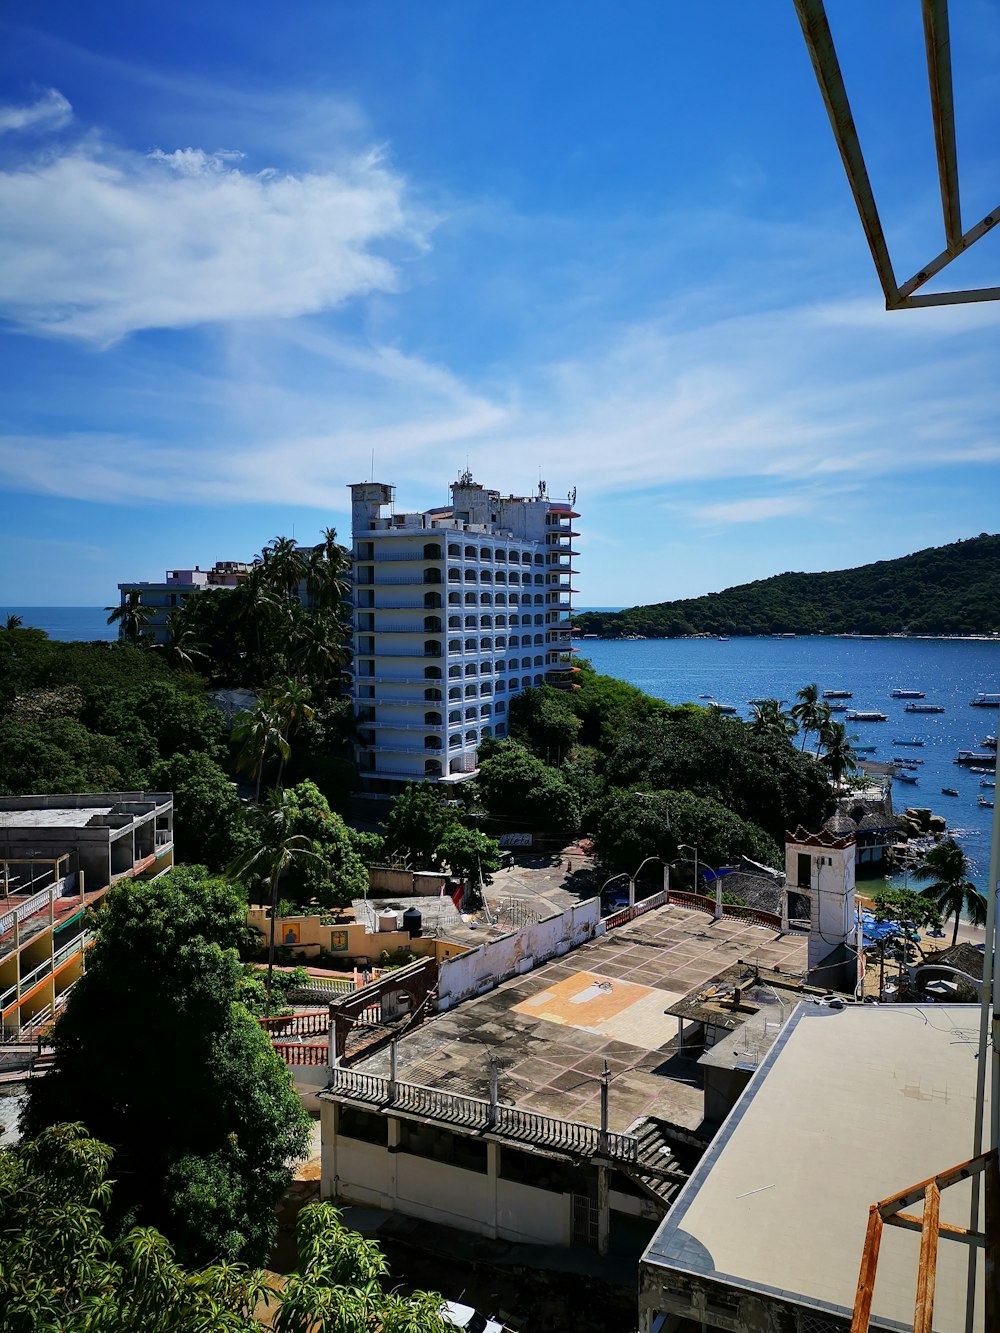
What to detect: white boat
<box><xmin>891</xmin><ymin>738</ymin><xmax>924</xmax><ymax>747</ymax></box>
<box><xmin>979</xmin><ymin>795</ymin><xmax>994</xmax><ymax>808</ymax></box>
<box><xmin>981</xmin><ymin>778</ymin><xmax>996</xmax><ymax>788</ymax></box>
<box><xmin>709</xmin><ymin>701</ymin><xmax>738</xmax><ymax>714</ymax></box>
<box><xmin>847</xmin><ymin>710</ymin><xmax>887</xmax><ymax>722</ymax></box>
<box><xmin>942</xmin><ymin>787</ymin><xmax>959</xmax><ymax>797</ymax></box>
<box><xmin>823</xmin><ymin>689</ymin><xmax>853</xmax><ymax>698</ymax></box>
<box><xmin>890</xmin><ymin>689</ymin><xmax>925</xmax><ymax>698</ymax></box>
<box><xmin>970</xmin><ymin>692</ymin><xmax>1000</xmax><ymax>707</ymax></box>
<box><xmin>904</xmin><ymin>703</ymin><xmax>945</xmax><ymax>713</ymax></box>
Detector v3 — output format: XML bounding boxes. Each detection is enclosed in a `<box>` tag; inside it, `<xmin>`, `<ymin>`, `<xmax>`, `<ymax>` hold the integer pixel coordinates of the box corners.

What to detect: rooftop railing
<box><xmin>329</xmin><ymin>1066</ymin><xmax>639</xmax><ymax>1164</ymax></box>
<box><xmin>0</xmin><ymin>886</ymin><xmax>53</xmax><ymax>938</ymax></box>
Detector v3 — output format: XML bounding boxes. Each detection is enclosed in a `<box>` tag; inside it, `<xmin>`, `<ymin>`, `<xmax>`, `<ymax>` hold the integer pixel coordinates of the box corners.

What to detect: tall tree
<box><xmin>791</xmin><ymin>682</ymin><xmax>821</xmax><ymax>751</ymax></box>
<box><xmin>819</xmin><ymin>720</ymin><xmax>857</xmax><ymax>788</ymax></box>
<box><xmin>233</xmin><ymin>700</ymin><xmax>289</xmax><ymax>802</ymax></box>
<box><xmin>22</xmin><ymin>869</ymin><xmax>310</xmax><ymax>1266</ymax></box>
<box><xmin>911</xmin><ymin>838</ymin><xmax>988</xmax><ymax>946</ymax></box>
<box><xmin>227</xmin><ymin>788</ymin><xmax>318</xmax><ymax>1016</ymax></box>
<box><xmin>105</xmin><ymin>591</ymin><xmax>155</xmax><ymax>646</ymax></box>
<box><xmin>270</xmin><ymin>679</ymin><xmax>316</xmax><ymax>788</ymax></box>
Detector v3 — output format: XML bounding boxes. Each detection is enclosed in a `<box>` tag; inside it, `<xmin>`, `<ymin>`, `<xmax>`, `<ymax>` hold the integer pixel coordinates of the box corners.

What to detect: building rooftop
<box><xmin>643</xmin><ymin>1004</ymin><xmax>988</xmax><ymax>1331</ymax></box>
<box><xmin>0</xmin><ymin>807</ymin><xmax>115</xmax><ymax>829</ymax></box>
<box><xmin>348</xmin><ymin>905</ymin><xmax>808</xmax><ymax>1134</ymax></box>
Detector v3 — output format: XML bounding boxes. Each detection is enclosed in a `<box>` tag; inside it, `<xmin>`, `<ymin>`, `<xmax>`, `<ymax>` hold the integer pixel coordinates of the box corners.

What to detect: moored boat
<box><xmin>970</xmin><ymin>692</ymin><xmax>1000</xmax><ymax>707</ymax></box>
<box><xmin>847</xmin><ymin>710</ymin><xmax>887</xmax><ymax>721</ymax></box>
<box><xmin>890</xmin><ymin>689</ymin><xmax>925</xmax><ymax>698</ymax></box>
<box><xmin>941</xmin><ymin>787</ymin><xmax>959</xmax><ymax>797</ymax></box>
<box><xmin>981</xmin><ymin>778</ymin><xmax>996</xmax><ymax>788</ymax></box>
<box><xmin>822</xmin><ymin>689</ymin><xmax>852</xmax><ymax>698</ymax></box>
<box><xmin>955</xmin><ymin>751</ymin><xmax>996</xmax><ymax>765</ymax></box>
<box><xmin>979</xmin><ymin>795</ymin><xmax>994</xmax><ymax>808</ymax></box>
<box><xmin>709</xmin><ymin>701</ymin><xmax>737</xmax><ymax>714</ymax></box>
<box><xmin>891</xmin><ymin>738</ymin><xmax>924</xmax><ymax>746</ymax></box>
<box><xmin>894</xmin><ymin>772</ymin><xmax>918</xmax><ymax>784</ymax></box>
<box><xmin>904</xmin><ymin>703</ymin><xmax>945</xmax><ymax>713</ymax></box>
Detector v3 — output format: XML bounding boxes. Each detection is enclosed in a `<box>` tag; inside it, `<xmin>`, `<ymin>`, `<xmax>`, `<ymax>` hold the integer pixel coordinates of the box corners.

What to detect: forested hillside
<box><xmin>576</xmin><ymin>533</ymin><xmax>1000</xmax><ymax>638</ymax></box>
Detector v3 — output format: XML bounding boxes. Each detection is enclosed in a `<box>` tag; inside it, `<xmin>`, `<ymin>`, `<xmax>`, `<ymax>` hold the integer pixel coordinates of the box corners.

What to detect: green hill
<box><xmin>576</xmin><ymin>533</ymin><xmax>1000</xmax><ymax>638</ymax></box>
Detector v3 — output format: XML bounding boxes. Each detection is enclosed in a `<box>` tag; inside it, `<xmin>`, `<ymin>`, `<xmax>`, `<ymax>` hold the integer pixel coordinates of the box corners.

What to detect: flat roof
<box><xmin>644</xmin><ymin>1004</ymin><xmax>988</xmax><ymax>1330</ymax></box>
<box><xmin>0</xmin><ymin>807</ymin><xmax>114</xmax><ymax>829</ymax></box>
<box><xmin>348</xmin><ymin>905</ymin><xmax>808</xmax><ymax>1133</ymax></box>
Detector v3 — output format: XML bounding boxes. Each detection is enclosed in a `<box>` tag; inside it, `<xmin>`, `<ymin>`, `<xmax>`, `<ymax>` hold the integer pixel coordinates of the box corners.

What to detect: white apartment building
<box><xmin>350</xmin><ymin>473</ymin><xmax>579</xmax><ymax>790</ymax></box>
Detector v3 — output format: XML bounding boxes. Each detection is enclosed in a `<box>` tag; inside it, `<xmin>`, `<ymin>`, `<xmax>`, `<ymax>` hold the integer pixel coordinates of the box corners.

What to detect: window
<box><xmin>448</xmin><ymin>544</ymin><xmax>460</xmax><ymax>557</ymax></box>
<box><xmin>424</xmin><ymin>667</ymin><xmax>442</xmax><ymax>680</ymax></box>
<box><xmin>797</xmin><ymin>853</ymin><xmax>812</xmax><ymax>889</ymax></box>
<box><xmin>500</xmin><ymin>1146</ymin><xmax>583</xmax><ymax>1193</ymax></box>
<box><xmin>464</xmin><ymin>545</ymin><xmax>476</xmax><ymax>560</ymax></box>
<box><xmin>423</xmin><ymin>543</ymin><xmax>442</xmax><ymax>560</ymax></box>
<box><xmin>338</xmin><ymin>1107</ymin><xmax>387</xmax><ymax>1146</ymax></box>
<box><xmin>398</xmin><ymin>1121</ymin><xmax>487</xmax><ymax>1173</ymax></box>
<box><xmin>424</xmin><ymin>712</ymin><xmax>442</xmax><ymax>726</ymax></box>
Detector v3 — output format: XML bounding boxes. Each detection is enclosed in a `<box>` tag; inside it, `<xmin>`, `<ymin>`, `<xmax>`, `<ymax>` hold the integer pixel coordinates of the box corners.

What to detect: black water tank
<box><xmin>402</xmin><ymin>907</ymin><xmax>423</xmax><ymax>938</ymax></box>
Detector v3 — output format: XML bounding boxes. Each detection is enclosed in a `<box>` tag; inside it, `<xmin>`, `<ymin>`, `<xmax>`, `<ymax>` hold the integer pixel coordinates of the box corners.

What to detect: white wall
<box><xmin>437</xmin><ymin>898</ymin><xmax>600</xmax><ymax>1008</ymax></box>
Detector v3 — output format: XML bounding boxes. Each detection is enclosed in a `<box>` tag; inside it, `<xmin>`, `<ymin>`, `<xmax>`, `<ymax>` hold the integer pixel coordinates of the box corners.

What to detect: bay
<box><xmin>578</xmin><ymin>635</ymin><xmax>1000</xmax><ymax>891</ymax></box>
<box><xmin>2</xmin><ymin>607</ymin><xmax>116</xmax><ymax>641</ymax></box>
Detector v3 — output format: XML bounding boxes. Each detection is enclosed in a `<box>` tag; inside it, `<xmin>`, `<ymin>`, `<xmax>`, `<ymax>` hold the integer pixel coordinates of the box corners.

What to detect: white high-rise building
<box><xmin>350</xmin><ymin>473</ymin><xmax>579</xmax><ymax>791</ymax></box>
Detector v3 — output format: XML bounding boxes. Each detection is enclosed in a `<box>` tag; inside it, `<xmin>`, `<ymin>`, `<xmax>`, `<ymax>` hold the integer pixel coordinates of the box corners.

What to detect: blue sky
<box><xmin>2</xmin><ymin>1</ymin><xmax>1000</xmax><ymax>608</ymax></box>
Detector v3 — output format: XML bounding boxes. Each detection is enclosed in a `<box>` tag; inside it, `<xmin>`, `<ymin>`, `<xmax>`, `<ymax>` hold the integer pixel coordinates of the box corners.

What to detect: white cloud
<box><xmin>689</xmin><ymin>496</ymin><xmax>813</xmax><ymax>525</ymax></box>
<box><xmin>0</xmin><ymin>137</ymin><xmax>431</xmax><ymax>342</ymax></box>
<box><xmin>0</xmin><ymin>89</ymin><xmax>72</xmax><ymax>135</ymax></box>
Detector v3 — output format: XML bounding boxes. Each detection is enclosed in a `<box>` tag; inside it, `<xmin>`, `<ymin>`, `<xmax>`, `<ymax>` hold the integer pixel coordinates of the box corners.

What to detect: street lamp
<box><xmin>676</xmin><ymin>843</ymin><xmax>723</xmax><ymax>921</ymax></box>
<box><xmin>628</xmin><ymin>855</ymin><xmax>668</xmax><ymax>907</ymax></box>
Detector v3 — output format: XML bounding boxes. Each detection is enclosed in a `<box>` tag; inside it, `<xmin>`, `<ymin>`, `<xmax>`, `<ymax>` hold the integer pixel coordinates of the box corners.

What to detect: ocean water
<box><xmin>578</xmin><ymin>635</ymin><xmax>1000</xmax><ymax>891</ymax></box>
<box><xmin>2</xmin><ymin>607</ymin><xmax>116</xmax><ymax>641</ymax></box>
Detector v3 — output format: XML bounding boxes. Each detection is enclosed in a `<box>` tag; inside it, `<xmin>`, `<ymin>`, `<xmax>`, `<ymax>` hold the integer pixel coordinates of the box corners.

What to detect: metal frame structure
<box><xmin>850</xmin><ymin>1149</ymin><xmax>998</xmax><ymax>1333</ymax></box>
<box><xmin>793</xmin><ymin>0</ymin><xmax>1000</xmax><ymax>308</ymax></box>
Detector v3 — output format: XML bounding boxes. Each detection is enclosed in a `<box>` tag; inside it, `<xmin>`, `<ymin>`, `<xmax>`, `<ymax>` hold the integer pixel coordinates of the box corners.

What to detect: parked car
<box><xmin>443</xmin><ymin>1300</ymin><xmax>508</xmax><ymax>1333</ymax></box>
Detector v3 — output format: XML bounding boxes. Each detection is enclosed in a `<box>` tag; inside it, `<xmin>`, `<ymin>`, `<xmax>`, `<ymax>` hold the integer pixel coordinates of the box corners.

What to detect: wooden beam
<box><xmin>913</xmin><ymin>1181</ymin><xmax>940</xmax><ymax>1333</ymax></box>
<box><xmin>850</xmin><ymin>1205</ymin><xmax>883</xmax><ymax>1333</ymax></box>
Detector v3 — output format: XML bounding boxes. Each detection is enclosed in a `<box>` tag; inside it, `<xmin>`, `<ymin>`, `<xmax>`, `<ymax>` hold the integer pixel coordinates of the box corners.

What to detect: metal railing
<box><xmin>0</xmin><ymin>886</ymin><xmax>53</xmax><ymax>938</ymax></box>
<box><xmin>53</xmin><ymin>930</ymin><xmax>92</xmax><ymax>968</ymax></box>
<box><xmin>329</xmin><ymin>1067</ymin><xmax>639</xmax><ymax>1163</ymax></box>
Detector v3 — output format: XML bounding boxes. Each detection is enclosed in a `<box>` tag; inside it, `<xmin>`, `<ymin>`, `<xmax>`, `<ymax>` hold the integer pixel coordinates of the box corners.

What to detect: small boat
<box><xmin>893</xmin><ymin>759</ymin><xmax>921</xmax><ymax>769</ymax></box>
<box><xmin>823</xmin><ymin>689</ymin><xmax>853</xmax><ymax>699</ymax></box>
<box><xmin>891</xmin><ymin>738</ymin><xmax>924</xmax><ymax>747</ymax></box>
<box><xmin>970</xmin><ymin>693</ymin><xmax>1000</xmax><ymax>707</ymax></box>
<box><xmin>826</xmin><ymin>703</ymin><xmax>848</xmax><ymax>713</ymax></box>
<box><xmin>894</xmin><ymin>772</ymin><xmax>918</xmax><ymax>784</ymax></box>
<box><xmin>854</xmin><ymin>745</ymin><xmax>878</xmax><ymax>754</ymax></box>
<box><xmin>981</xmin><ymin>778</ymin><xmax>996</xmax><ymax>788</ymax></box>
<box><xmin>904</xmin><ymin>703</ymin><xmax>945</xmax><ymax>713</ymax></box>
<box><xmin>891</xmin><ymin>689</ymin><xmax>925</xmax><ymax>699</ymax></box>
<box><xmin>942</xmin><ymin>787</ymin><xmax>959</xmax><ymax>797</ymax></box>
<box><xmin>979</xmin><ymin>795</ymin><xmax>995</xmax><ymax>808</ymax></box>
<box><xmin>698</xmin><ymin>694</ymin><xmax>714</xmax><ymax>699</ymax></box>
<box><xmin>717</xmin><ymin>636</ymin><xmax>730</xmax><ymax>642</ymax></box>
<box><xmin>982</xmin><ymin>735</ymin><xmax>997</xmax><ymax>749</ymax></box>
<box><xmin>709</xmin><ymin>701</ymin><xmax>738</xmax><ymax>714</ymax></box>
<box><xmin>847</xmin><ymin>710</ymin><xmax>887</xmax><ymax>722</ymax></box>
<box><xmin>955</xmin><ymin>751</ymin><xmax>996</xmax><ymax>765</ymax></box>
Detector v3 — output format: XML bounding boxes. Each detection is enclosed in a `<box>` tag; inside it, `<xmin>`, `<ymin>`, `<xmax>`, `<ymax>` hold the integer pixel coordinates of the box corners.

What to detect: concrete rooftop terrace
<box><xmin>351</xmin><ymin>904</ymin><xmax>808</xmax><ymax>1133</ymax></box>
<box><xmin>643</xmin><ymin>1004</ymin><xmax>989</xmax><ymax>1331</ymax></box>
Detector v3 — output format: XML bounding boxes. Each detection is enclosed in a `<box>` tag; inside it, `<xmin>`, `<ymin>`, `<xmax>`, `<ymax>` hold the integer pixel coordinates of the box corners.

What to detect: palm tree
<box><xmin>792</xmin><ymin>682</ymin><xmax>822</xmax><ymax>751</ymax></box>
<box><xmin>156</xmin><ymin>610</ymin><xmax>207</xmax><ymax>672</ymax></box>
<box><xmin>820</xmin><ymin>721</ymin><xmax>857</xmax><ymax>788</ymax></box>
<box><xmin>261</xmin><ymin>535</ymin><xmax>307</xmax><ymax>603</ymax></box>
<box><xmin>749</xmin><ymin>698</ymin><xmax>798</xmax><ymax>742</ymax></box>
<box><xmin>270</xmin><ymin>680</ymin><xmax>316</xmax><ymax>788</ymax></box>
<box><xmin>105</xmin><ymin>591</ymin><xmax>155</xmax><ymax>646</ymax></box>
<box><xmin>227</xmin><ymin>789</ymin><xmax>317</xmax><ymax>1017</ymax></box>
<box><xmin>233</xmin><ymin>702</ymin><xmax>289</xmax><ymax>802</ymax></box>
<box><xmin>911</xmin><ymin>838</ymin><xmax>988</xmax><ymax>947</ymax></box>
<box><xmin>3</xmin><ymin>614</ymin><xmax>23</xmax><ymax>630</ymax></box>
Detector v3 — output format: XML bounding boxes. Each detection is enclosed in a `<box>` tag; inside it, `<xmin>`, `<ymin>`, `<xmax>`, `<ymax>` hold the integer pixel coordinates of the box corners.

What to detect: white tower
<box><xmin>785</xmin><ymin>826</ymin><xmax>859</xmax><ymax>994</ymax></box>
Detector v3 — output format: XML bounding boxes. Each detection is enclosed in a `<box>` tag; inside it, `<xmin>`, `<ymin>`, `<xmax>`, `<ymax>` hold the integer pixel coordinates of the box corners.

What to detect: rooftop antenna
<box><xmin>370</xmin><ymin>449</ymin><xmax>375</xmax><ymax>483</ymax></box>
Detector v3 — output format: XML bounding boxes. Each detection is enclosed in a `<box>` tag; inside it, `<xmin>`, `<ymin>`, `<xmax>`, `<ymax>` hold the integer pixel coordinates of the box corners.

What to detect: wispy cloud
<box><xmin>0</xmin><ymin>88</ymin><xmax>72</xmax><ymax>135</ymax></box>
<box><xmin>689</xmin><ymin>496</ymin><xmax>813</xmax><ymax>525</ymax></box>
<box><xmin>0</xmin><ymin>114</ymin><xmax>432</xmax><ymax>343</ymax></box>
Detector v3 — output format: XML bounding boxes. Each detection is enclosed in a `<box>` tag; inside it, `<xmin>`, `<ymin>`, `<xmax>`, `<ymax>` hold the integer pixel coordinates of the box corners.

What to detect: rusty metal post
<box><xmin>913</xmin><ymin>1181</ymin><xmax>940</xmax><ymax>1333</ymax></box>
<box><xmin>850</xmin><ymin>1205</ymin><xmax>883</xmax><ymax>1333</ymax></box>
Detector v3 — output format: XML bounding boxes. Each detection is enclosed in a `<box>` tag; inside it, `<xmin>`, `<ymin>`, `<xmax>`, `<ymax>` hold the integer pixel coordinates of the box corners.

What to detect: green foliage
<box><xmin>589</xmin><ymin>789</ymin><xmax>674</xmax><ymax>873</ymax></box>
<box><xmin>507</xmin><ymin>684</ymin><xmax>581</xmax><ymax>761</ymax></box>
<box><xmin>567</xmin><ymin>660</ymin><xmax>668</xmax><ymax>749</ymax></box>
<box><xmin>601</xmin><ymin>707</ymin><xmax>832</xmax><ymax>844</ymax></box>
<box><xmin>382</xmin><ymin>783</ymin><xmax>461</xmax><ymax>869</ymax></box>
<box><xmin>574</xmin><ymin>532</ymin><xmax>1000</xmax><ymax>637</ymax></box>
<box><xmin>437</xmin><ymin>825</ymin><xmax>503</xmax><ymax>885</ymax></box>
<box><xmin>590</xmin><ymin>786</ymin><xmax>780</xmax><ymax>873</ymax></box>
<box><xmin>273</xmin><ymin>781</ymin><xmax>371</xmax><ymax>907</ymax></box>
<box><xmin>147</xmin><ymin>750</ymin><xmax>252</xmax><ymax>870</ymax></box>
<box><xmin>1</xmin><ymin>1130</ymin><xmax>447</xmax><ymax>1333</ymax></box>
<box><xmin>22</xmin><ymin>869</ymin><xmax>310</xmax><ymax>1267</ymax></box>
<box><xmin>474</xmin><ymin>739</ymin><xmax>581</xmax><ymax>832</ymax></box>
